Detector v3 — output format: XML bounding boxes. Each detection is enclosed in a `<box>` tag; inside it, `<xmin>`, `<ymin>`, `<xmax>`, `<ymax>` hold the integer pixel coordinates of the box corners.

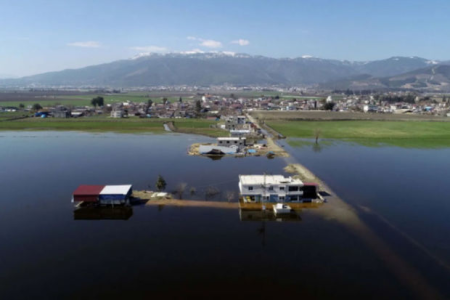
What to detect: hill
<box><xmin>0</xmin><ymin>53</ymin><xmax>443</xmax><ymax>88</ymax></box>
<box><xmin>321</xmin><ymin>65</ymin><xmax>450</xmax><ymax>91</ymax></box>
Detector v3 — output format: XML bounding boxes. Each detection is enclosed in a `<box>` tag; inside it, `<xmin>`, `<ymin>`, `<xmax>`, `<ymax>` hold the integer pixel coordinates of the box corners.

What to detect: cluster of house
<box><xmin>198</xmin><ymin>92</ymin><xmax>450</xmax><ymax>116</ymax></box>
<box><xmin>198</xmin><ymin>115</ymin><xmax>263</xmax><ymax>156</ymax></box>
<box><xmin>324</xmin><ymin>94</ymin><xmax>450</xmax><ymax>116</ymax></box>
<box><xmin>361</xmin><ymin>102</ymin><xmax>449</xmax><ymax>115</ymax></box>
<box><xmin>0</xmin><ymin>106</ymin><xmax>20</xmax><ymax>112</ymax></box>
<box><xmin>4</xmin><ymin>89</ymin><xmax>449</xmax><ymax>118</ymax></box>
<box><xmin>108</xmin><ymin>100</ymin><xmax>200</xmax><ymax>119</ymax></box>
<box><xmin>29</xmin><ymin>106</ymin><xmax>101</xmax><ymax>118</ymax></box>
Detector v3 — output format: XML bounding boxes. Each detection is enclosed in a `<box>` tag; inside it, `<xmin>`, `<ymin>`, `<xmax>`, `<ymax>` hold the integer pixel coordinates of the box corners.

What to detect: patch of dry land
<box><xmin>146</xmin><ymin>199</ymin><xmax>238</xmax><ymax>209</ymax></box>
<box><xmin>188</xmin><ymin>142</ymin><xmax>205</xmax><ymax>155</ymax></box>
<box><xmin>284</xmin><ymin>164</ymin><xmax>319</xmax><ymax>184</ymax></box>
<box><xmin>133</xmin><ymin>190</ymin><xmax>238</xmax><ymax>209</ymax></box>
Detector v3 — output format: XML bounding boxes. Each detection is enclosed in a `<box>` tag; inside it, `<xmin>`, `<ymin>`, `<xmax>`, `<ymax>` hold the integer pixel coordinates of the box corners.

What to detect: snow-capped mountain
<box><xmin>0</xmin><ymin>53</ymin><xmax>443</xmax><ymax>88</ymax></box>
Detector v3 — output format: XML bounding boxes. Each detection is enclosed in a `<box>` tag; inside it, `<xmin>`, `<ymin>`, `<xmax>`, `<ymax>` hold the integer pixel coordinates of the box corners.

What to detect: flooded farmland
<box><xmin>1</xmin><ymin>132</ymin><xmax>450</xmax><ymax>299</ymax></box>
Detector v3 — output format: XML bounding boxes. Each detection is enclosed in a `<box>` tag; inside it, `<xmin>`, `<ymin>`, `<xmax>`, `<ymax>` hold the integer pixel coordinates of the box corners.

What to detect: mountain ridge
<box><xmin>0</xmin><ymin>52</ymin><xmax>445</xmax><ymax>89</ymax></box>
<box><xmin>320</xmin><ymin>64</ymin><xmax>450</xmax><ymax>91</ymax></box>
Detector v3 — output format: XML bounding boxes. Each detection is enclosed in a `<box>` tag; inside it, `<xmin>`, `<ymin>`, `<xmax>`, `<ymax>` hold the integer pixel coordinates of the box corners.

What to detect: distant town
<box><xmin>1</xmin><ymin>86</ymin><xmax>450</xmax><ymax>118</ymax></box>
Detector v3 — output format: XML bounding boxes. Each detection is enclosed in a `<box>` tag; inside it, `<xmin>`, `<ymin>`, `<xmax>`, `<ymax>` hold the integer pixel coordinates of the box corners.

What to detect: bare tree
<box><xmin>176</xmin><ymin>183</ymin><xmax>187</xmax><ymax>200</ymax></box>
<box><xmin>314</xmin><ymin>129</ymin><xmax>322</xmax><ymax>144</ymax></box>
<box><xmin>225</xmin><ymin>191</ymin><xmax>235</xmax><ymax>202</ymax></box>
<box><xmin>205</xmin><ymin>186</ymin><xmax>220</xmax><ymax>200</ymax></box>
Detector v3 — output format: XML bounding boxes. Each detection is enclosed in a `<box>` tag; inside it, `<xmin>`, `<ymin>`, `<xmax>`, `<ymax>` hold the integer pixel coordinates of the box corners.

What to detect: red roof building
<box><xmin>73</xmin><ymin>185</ymin><xmax>105</xmax><ymax>202</ymax></box>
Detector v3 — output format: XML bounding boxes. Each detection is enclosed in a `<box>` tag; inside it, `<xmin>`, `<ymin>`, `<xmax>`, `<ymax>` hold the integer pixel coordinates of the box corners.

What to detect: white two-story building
<box><xmin>239</xmin><ymin>175</ymin><xmax>305</xmax><ymax>203</ymax></box>
<box><xmin>217</xmin><ymin>137</ymin><xmax>246</xmax><ymax>148</ymax></box>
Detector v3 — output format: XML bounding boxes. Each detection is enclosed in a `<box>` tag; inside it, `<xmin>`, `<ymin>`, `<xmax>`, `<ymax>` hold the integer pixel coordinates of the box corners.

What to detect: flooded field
<box><xmin>1</xmin><ymin>132</ymin><xmax>450</xmax><ymax>299</ymax></box>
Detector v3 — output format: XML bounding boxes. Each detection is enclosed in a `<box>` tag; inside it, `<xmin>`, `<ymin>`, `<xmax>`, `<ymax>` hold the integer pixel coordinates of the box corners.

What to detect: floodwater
<box><xmin>1</xmin><ymin>132</ymin><xmax>449</xmax><ymax>299</ymax></box>
<box><xmin>281</xmin><ymin>138</ymin><xmax>450</xmax><ymax>299</ymax></box>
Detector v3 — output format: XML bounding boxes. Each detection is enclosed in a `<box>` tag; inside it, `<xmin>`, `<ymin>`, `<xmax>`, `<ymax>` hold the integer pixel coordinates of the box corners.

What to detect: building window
<box><xmin>279</xmin><ymin>196</ymin><xmax>285</xmax><ymax>201</ymax></box>
<box><xmin>288</xmin><ymin>186</ymin><xmax>299</xmax><ymax>192</ymax></box>
<box><xmin>227</xmin><ymin>141</ymin><xmax>230</xmax><ymax>144</ymax></box>
<box><xmin>268</xmin><ymin>186</ymin><xmax>274</xmax><ymax>191</ymax></box>
<box><xmin>248</xmin><ymin>186</ymin><xmax>253</xmax><ymax>191</ymax></box>
<box><xmin>279</xmin><ymin>187</ymin><xmax>285</xmax><ymax>190</ymax></box>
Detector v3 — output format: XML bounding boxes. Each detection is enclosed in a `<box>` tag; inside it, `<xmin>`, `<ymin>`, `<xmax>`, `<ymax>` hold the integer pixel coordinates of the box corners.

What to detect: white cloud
<box><xmin>187</xmin><ymin>36</ymin><xmax>222</xmax><ymax>48</ymax></box>
<box><xmin>130</xmin><ymin>45</ymin><xmax>168</xmax><ymax>52</ymax></box>
<box><xmin>231</xmin><ymin>39</ymin><xmax>250</xmax><ymax>46</ymax></box>
<box><xmin>67</xmin><ymin>41</ymin><xmax>102</xmax><ymax>48</ymax></box>
<box><xmin>200</xmin><ymin>39</ymin><xmax>222</xmax><ymax>48</ymax></box>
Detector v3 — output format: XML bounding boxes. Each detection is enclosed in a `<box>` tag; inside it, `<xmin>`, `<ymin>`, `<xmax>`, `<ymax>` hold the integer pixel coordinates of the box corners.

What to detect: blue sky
<box><xmin>1</xmin><ymin>0</ymin><xmax>449</xmax><ymax>76</ymax></box>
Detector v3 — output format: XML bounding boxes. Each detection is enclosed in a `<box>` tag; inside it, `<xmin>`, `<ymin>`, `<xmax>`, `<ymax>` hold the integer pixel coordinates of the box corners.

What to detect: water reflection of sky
<box><xmin>1</xmin><ymin>132</ymin><xmax>450</xmax><ymax>298</ymax></box>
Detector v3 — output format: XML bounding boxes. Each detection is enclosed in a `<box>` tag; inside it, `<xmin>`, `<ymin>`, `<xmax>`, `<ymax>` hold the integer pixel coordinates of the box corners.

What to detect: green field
<box><xmin>0</xmin><ymin>111</ymin><xmax>30</xmax><ymax>120</ymax></box>
<box><xmin>0</xmin><ymin>117</ymin><xmax>224</xmax><ymax>137</ymax></box>
<box><xmin>280</xmin><ymin>95</ymin><xmax>324</xmax><ymax>99</ymax></box>
<box><xmin>267</xmin><ymin>120</ymin><xmax>450</xmax><ymax>148</ymax></box>
<box><xmin>0</xmin><ymin>92</ymin><xmax>187</xmax><ymax>108</ymax></box>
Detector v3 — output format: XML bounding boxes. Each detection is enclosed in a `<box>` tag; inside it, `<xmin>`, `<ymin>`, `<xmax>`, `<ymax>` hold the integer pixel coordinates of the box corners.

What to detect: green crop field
<box><xmin>0</xmin><ymin>116</ymin><xmax>224</xmax><ymax>137</ymax></box>
<box><xmin>0</xmin><ymin>92</ymin><xmax>188</xmax><ymax>108</ymax></box>
<box><xmin>267</xmin><ymin>120</ymin><xmax>450</xmax><ymax>148</ymax></box>
<box><xmin>0</xmin><ymin>111</ymin><xmax>31</xmax><ymax>120</ymax></box>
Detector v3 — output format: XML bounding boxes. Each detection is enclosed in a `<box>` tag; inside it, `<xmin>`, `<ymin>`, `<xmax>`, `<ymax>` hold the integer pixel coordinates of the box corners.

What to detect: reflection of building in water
<box><xmin>205</xmin><ymin>155</ymin><xmax>224</xmax><ymax>161</ymax></box>
<box><xmin>239</xmin><ymin>209</ymin><xmax>301</xmax><ymax>222</ymax></box>
<box><xmin>74</xmin><ymin>206</ymin><xmax>133</xmax><ymax>220</ymax></box>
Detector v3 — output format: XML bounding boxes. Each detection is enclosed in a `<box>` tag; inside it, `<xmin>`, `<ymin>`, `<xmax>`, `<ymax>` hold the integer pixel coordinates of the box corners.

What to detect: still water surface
<box><xmin>1</xmin><ymin>132</ymin><xmax>449</xmax><ymax>299</ymax></box>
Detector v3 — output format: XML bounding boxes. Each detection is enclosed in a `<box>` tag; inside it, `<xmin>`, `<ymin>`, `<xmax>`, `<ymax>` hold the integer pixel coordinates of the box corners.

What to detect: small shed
<box><xmin>53</xmin><ymin>106</ymin><xmax>71</xmax><ymax>118</ymax></box>
<box><xmin>72</xmin><ymin>185</ymin><xmax>105</xmax><ymax>202</ymax></box>
<box><xmin>54</xmin><ymin>110</ymin><xmax>71</xmax><ymax>118</ymax></box>
<box><xmin>99</xmin><ymin>185</ymin><xmax>133</xmax><ymax>205</ymax></box>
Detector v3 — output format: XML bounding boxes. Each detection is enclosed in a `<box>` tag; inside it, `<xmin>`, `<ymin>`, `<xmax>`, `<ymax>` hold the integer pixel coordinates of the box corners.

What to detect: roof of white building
<box><xmin>100</xmin><ymin>185</ymin><xmax>132</xmax><ymax>195</ymax></box>
<box><xmin>230</xmin><ymin>130</ymin><xmax>251</xmax><ymax>133</ymax></box>
<box><xmin>217</xmin><ymin>137</ymin><xmax>246</xmax><ymax>141</ymax></box>
<box><xmin>239</xmin><ymin>175</ymin><xmax>303</xmax><ymax>185</ymax></box>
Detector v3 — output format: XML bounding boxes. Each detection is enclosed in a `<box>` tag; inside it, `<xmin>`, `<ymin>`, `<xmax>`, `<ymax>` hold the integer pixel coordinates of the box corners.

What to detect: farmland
<box><xmin>0</xmin><ymin>116</ymin><xmax>224</xmax><ymax>137</ymax></box>
<box><xmin>266</xmin><ymin>119</ymin><xmax>450</xmax><ymax>148</ymax></box>
<box><xmin>0</xmin><ymin>91</ymin><xmax>185</xmax><ymax>108</ymax></box>
<box><xmin>251</xmin><ymin>110</ymin><xmax>450</xmax><ymax>122</ymax></box>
